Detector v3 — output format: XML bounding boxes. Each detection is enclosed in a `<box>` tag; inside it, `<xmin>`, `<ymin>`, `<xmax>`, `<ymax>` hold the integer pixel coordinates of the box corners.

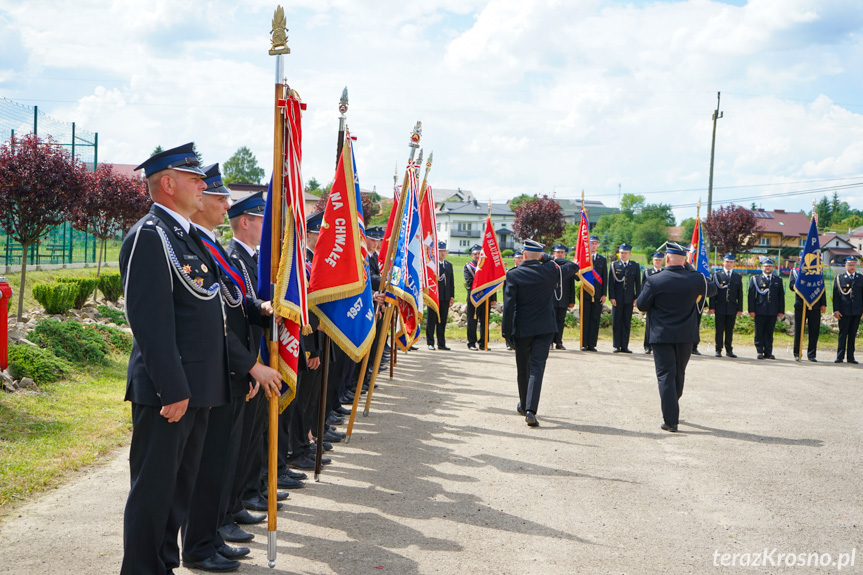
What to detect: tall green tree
<box><xmin>815</xmin><ymin>196</ymin><xmax>832</xmax><ymax>226</ymax></box>
<box><xmin>632</xmin><ymin>218</ymin><xmax>669</xmax><ymax>258</ymax></box>
<box><xmin>222</xmin><ymin>146</ymin><xmax>265</xmax><ymax>185</ymax></box>
<box><xmin>509</xmin><ymin>193</ymin><xmax>535</xmax><ymax>212</ymax></box>
<box><xmin>150</xmin><ymin>145</ymin><xmax>163</xmax><ymax>157</ymax></box>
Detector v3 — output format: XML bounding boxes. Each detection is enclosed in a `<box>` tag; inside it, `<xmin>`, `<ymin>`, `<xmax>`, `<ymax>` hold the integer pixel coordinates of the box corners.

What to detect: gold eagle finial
<box><xmin>269</xmin><ymin>5</ymin><xmax>290</xmax><ymax>55</ymax></box>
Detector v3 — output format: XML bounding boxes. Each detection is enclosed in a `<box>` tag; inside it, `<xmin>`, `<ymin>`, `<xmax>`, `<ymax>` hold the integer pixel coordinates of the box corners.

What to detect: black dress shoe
<box><xmin>835</xmin><ymin>358</ymin><xmax>844</xmax><ymax>363</ymax></box>
<box><xmin>326</xmin><ymin>414</ymin><xmax>345</xmax><ymax>425</ymax></box>
<box><xmin>323</xmin><ymin>430</ymin><xmax>344</xmax><ymax>443</ymax></box>
<box><xmin>183</xmin><ymin>552</ymin><xmax>240</xmax><ymax>572</ymax></box>
<box><xmin>282</xmin><ymin>468</ymin><xmax>308</xmax><ymax>480</ymax></box>
<box><xmin>767</xmin><ymin>354</ymin><xmax>776</xmax><ymax>360</ymax></box>
<box><xmin>660</xmin><ymin>423</ymin><xmax>678</xmax><ymax>432</ymax></box>
<box><xmin>218</xmin><ymin>523</ymin><xmax>253</xmax><ymax>543</ymax></box>
<box><xmin>555</xmin><ymin>344</ymin><xmax>566</xmax><ymax>350</ymax></box>
<box><xmin>334</xmin><ymin>405</ymin><xmax>352</xmax><ymax>416</ymax></box>
<box><xmin>808</xmin><ymin>357</ymin><xmax>818</xmax><ymax>362</ymax></box>
<box><xmin>289</xmin><ymin>456</ymin><xmax>316</xmax><ymax>470</ymax></box>
<box><xmin>438</xmin><ymin>345</ymin><xmax>451</xmax><ymax>350</ymax></box>
<box><xmin>757</xmin><ymin>354</ymin><xmax>765</xmax><ymax>359</ymax></box>
<box><xmin>516</xmin><ymin>402</ymin><xmax>525</xmax><ymax>415</ymax></box>
<box><xmin>621</xmin><ymin>348</ymin><xmax>633</xmax><ymax>354</ymax></box>
<box><xmin>714</xmin><ymin>352</ymin><xmax>722</xmax><ymax>357</ymax></box>
<box><xmin>726</xmin><ymin>352</ymin><xmax>737</xmax><ymax>358</ymax></box>
<box><xmin>794</xmin><ymin>354</ymin><xmax>800</xmax><ymax>360</ymax></box>
<box><xmin>644</xmin><ymin>349</ymin><xmax>652</xmax><ymax>355</ymax></box>
<box><xmin>468</xmin><ymin>344</ymin><xmax>479</xmax><ymax>351</ymax></box>
<box><xmin>235</xmin><ymin>506</ymin><xmax>268</xmax><ymax>522</ymax></box>
<box><xmin>692</xmin><ymin>349</ymin><xmax>701</xmax><ymax>355</ymax></box>
<box><xmin>581</xmin><ymin>347</ymin><xmax>588</xmax><ymax>351</ymax></box>
<box><xmin>587</xmin><ymin>347</ymin><xmax>598</xmax><ymax>352</ymax></box>
<box><xmin>612</xmin><ymin>348</ymin><xmax>621</xmax><ymax>353</ymax></box>
<box><xmin>277</xmin><ymin>475</ymin><xmax>305</xmax><ymax>489</ymax></box>
<box><xmin>409</xmin><ymin>345</ymin><xmax>418</xmax><ymax>351</ymax></box>
<box><xmin>525</xmin><ymin>411</ymin><xmax>538</xmax><ymax>427</ymax></box>
<box><xmin>850</xmin><ymin>359</ymin><xmax>859</xmax><ymax>364</ymax></box>
<box><xmin>217</xmin><ymin>544</ymin><xmax>250</xmax><ymax>560</ymax></box>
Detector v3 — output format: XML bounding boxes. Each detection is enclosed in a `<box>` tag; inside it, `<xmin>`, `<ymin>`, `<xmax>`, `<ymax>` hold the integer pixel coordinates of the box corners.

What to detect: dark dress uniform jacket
<box><xmin>636</xmin><ymin>265</ymin><xmax>717</xmax><ymax>343</ymax></box>
<box><xmin>502</xmin><ymin>257</ymin><xmax>579</xmax><ymax>339</ymax></box>
<box><xmin>709</xmin><ymin>269</ymin><xmax>744</xmax><ymax>315</ymax></box>
<box><xmin>833</xmin><ymin>272</ymin><xmax>863</xmax><ymax>316</ymax></box>
<box><xmin>748</xmin><ymin>274</ymin><xmax>785</xmax><ymax>316</ymax></box>
<box><xmin>228</xmin><ymin>239</ymin><xmax>264</xmax><ymax>347</ymax></box>
<box><xmin>588</xmin><ymin>254</ymin><xmax>608</xmax><ymax>301</ymax></box>
<box><xmin>369</xmin><ymin>251</ymin><xmax>382</xmax><ymax>291</ymax></box>
<box><xmin>608</xmin><ymin>260</ymin><xmax>641</xmax><ymax>303</ymax></box>
<box><xmin>789</xmin><ymin>268</ymin><xmax>827</xmax><ymax>310</ymax></box>
<box><xmin>553</xmin><ymin>267</ymin><xmax>576</xmax><ymax>308</ymax></box>
<box><xmin>121</xmin><ymin>205</ymin><xmax>229</xmax><ymax>408</ymax></box>
<box><xmin>439</xmin><ymin>259</ymin><xmax>455</xmax><ymax>302</ymax></box>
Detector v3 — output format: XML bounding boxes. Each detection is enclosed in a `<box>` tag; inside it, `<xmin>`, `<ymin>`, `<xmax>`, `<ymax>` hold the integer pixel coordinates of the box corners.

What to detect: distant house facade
<box><xmin>819</xmin><ymin>232</ymin><xmax>861</xmax><ymax>265</ymax></box>
<box><xmin>746</xmin><ymin>209</ymin><xmax>810</xmax><ymax>266</ymax></box>
<box><xmin>436</xmin><ymin>201</ymin><xmax>516</xmax><ymax>254</ymax></box>
<box><xmin>555</xmin><ymin>199</ymin><xmax>619</xmax><ymax>228</ymax></box>
<box><xmin>431</xmin><ymin>188</ymin><xmax>476</xmax><ymax>205</ymax></box>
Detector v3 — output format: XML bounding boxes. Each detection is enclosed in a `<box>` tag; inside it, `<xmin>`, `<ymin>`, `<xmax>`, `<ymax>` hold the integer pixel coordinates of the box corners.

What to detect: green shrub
<box><xmin>700</xmin><ymin>313</ymin><xmax>715</xmax><ymax>328</ymax></box>
<box><xmin>98</xmin><ymin>273</ymin><xmax>123</xmax><ymax>302</ymax></box>
<box><xmin>97</xmin><ymin>305</ymin><xmax>127</xmax><ymax>326</ymax></box>
<box><xmin>31</xmin><ymin>282</ymin><xmax>78</xmax><ymax>315</ymax></box>
<box><xmin>56</xmin><ymin>277</ymin><xmax>98</xmax><ymax>309</ymax></box>
<box><xmin>28</xmin><ymin>319</ymin><xmax>110</xmax><ymax>366</ymax></box>
<box><xmin>87</xmin><ymin>323</ymin><xmax>132</xmax><ymax>354</ymax></box>
<box><xmin>7</xmin><ymin>343</ymin><xmax>72</xmax><ymax>385</ymax></box>
<box><xmin>733</xmin><ymin>314</ymin><xmax>755</xmax><ymax>335</ymax></box>
<box><xmin>501</xmin><ymin>249</ymin><xmax>513</xmax><ymax>257</ymax></box>
<box><xmin>564</xmin><ymin>312</ymin><xmax>578</xmax><ymax>328</ymax></box>
<box><xmin>600</xmin><ymin>313</ymin><xmax>612</xmax><ymax>328</ymax></box>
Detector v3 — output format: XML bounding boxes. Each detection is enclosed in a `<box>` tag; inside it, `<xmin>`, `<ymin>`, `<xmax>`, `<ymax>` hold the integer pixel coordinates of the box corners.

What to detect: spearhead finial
<box><xmin>426</xmin><ymin>151</ymin><xmax>433</xmax><ymax>170</ymax></box>
<box><xmin>269</xmin><ymin>5</ymin><xmax>290</xmax><ymax>55</ymax></box>
<box><xmin>339</xmin><ymin>87</ymin><xmax>349</xmax><ymax>115</ymax></box>
<box><xmin>409</xmin><ymin>121</ymin><xmax>422</xmax><ymax>148</ymax></box>
<box><xmin>417</xmin><ymin>148</ymin><xmax>424</xmax><ymax>166</ymax></box>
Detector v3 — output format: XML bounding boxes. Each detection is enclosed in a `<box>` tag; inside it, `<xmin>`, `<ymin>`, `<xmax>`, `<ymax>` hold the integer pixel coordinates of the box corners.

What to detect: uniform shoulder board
<box><xmin>144</xmin><ymin>219</ymin><xmax>156</xmax><ymax>228</ymax></box>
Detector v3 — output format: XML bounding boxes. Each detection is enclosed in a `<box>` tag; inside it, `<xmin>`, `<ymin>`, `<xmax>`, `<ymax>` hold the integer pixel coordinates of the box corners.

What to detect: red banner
<box><xmin>419</xmin><ymin>184</ymin><xmax>439</xmax><ymax>314</ymax></box>
<box><xmin>469</xmin><ymin>217</ymin><xmax>506</xmax><ymax>306</ymax></box>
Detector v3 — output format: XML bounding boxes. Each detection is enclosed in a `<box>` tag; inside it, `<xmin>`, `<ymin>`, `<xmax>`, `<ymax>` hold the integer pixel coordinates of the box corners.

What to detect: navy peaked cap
<box><xmin>228</xmin><ymin>191</ymin><xmax>265</xmax><ymax>219</ymax></box>
<box><xmin>135</xmin><ymin>142</ymin><xmax>205</xmax><ymax>177</ymax></box>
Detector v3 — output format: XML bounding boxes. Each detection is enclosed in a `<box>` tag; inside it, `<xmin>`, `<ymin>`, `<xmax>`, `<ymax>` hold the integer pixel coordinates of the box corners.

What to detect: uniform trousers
<box><xmin>467</xmin><ymin>300</ymin><xmax>489</xmax><ymax>349</ymax></box>
<box><xmin>753</xmin><ymin>314</ymin><xmax>778</xmax><ymax>356</ymax></box>
<box><xmin>582</xmin><ymin>298</ymin><xmax>602</xmax><ymax>349</ymax></box>
<box><xmin>426</xmin><ymin>301</ymin><xmax>450</xmax><ymax>347</ymax></box>
<box><xmin>182</xmin><ymin>398</ymin><xmax>242</xmax><ymax>563</ymax></box>
<box><xmin>652</xmin><ymin>343</ymin><xmax>692</xmax><ymax>427</ymax></box>
<box><xmin>232</xmin><ymin>391</ymin><xmax>268</xmax><ymax>513</ymax></box>
<box><xmin>714</xmin><ymin>313</ymin><xmax>736</xmax><ymax>354</ymax></box>
<box><xmin>612</xmin><ymin>303</ymin><xmax>633</xmax><ymax>350</ymax></box>
<box><xmin>793</xmin><ymin>306</ymin><xmax>821</xmax><ymax>359</ymax></box>
<box><xmin>643</xmin><ymin>313</ymin><xmax>651</xmax><ymax>352</ymax></box>
<box><xmin>513</xmin><ymin>332</ymin><xmax>554</xmax><ymax>414</ymax></box>
<box><xmin>553</xmin><ymin>306</ymin><xmax>567</xmax><ymax>345</ymax></box>
<box><xmin>837</xmin><ymin>315</ymin><xmax>861</xmax><ymax>361</ymax></box>
<box><xmin>121</xmin><ymin>405</ymin><xmax>209</xmax><ymax>575</ymax></box>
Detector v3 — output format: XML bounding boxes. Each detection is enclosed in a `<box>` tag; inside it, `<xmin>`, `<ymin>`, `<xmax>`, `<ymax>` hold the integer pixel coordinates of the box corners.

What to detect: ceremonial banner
<box><xmin>688</xmin><ymin>217</ymin><xmax>711</xmax><ymax>279</ymax></box>
<box><xmin>574</xmin><ymin>208</ymin><xmax>597</xmax><ymax>296</ymax></box>
<box><xmin>308</xmin><ymin>133</ymin><xmax>376</xmax><ymax>361</ymax></box>
<box><xmin>258</xmin><ymin>176</ymin><xmax>299</xmax><ymax>410</ymax></box>
<box><xmin>379</xmin><ymin>185</ymin><xmax>401</xmax><ymax>271</ymax></box>
<box><xmin>469</xmin><ymin>217</ymin><xmax>506</xmax><ymax>307</ymax></box>
<box><xmin>385</xmin><ymin>161</ymin><xmax>423</xmax><ymax>350</ymax></box>
<box><xmin>793</xmin><ymin>216</ymin><xmax>825</xmax><ymax>308</ymax></box>
<box><xmin>419</xmin><ymin>183</ymin><xmax>440</xmax><ymax>314</ymax></box>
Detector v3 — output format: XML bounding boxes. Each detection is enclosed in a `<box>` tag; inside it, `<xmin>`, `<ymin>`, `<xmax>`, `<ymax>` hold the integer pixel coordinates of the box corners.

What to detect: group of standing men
<box><xmin>119</xmin><ymin>144</ymin><xmax>362</xmax><ymax>575</ymax></box>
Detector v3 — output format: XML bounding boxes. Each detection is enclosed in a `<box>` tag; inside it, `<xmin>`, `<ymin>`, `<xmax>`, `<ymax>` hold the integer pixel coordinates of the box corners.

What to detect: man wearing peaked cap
<box><xmin>580</xmin><ymin>235</ymin><xmax>607</xmax><ymax>352</ymax></box>
<box><xmin>636</xmin><ymin>242</ymin><xmax>717</xmax><ymax>432</ymax></box>
<box><xmin>227</xmin><ymin>191</ymin><xmax>266</xmax><ymax>220</ymax></box>
<box><xmin>790</xmin><ymin>250</ymin><xmax>826</xmax><ymax>361</ymax></box>
<box><xmin>502</xmin><ymin>238</ymin><xmax>579</xmax><ymax>426</ymax></box>
<box><xmin>608</xmin><ymin>243</ymin><xmax>641</xmax><ymax>353</ymax></box>
<box><xmin>708</xmin><ymin>254</ymin><xmax>744</xmax><ymax>358</ymax></box>
<box><xmin>551</xmin><ymin>243</ymin><xmax>575</xmax><ymax>350</ymax></box>
<box><xmin>833</xmin><ymin>256</ymin><xmax>863</xmax><ymax>364</ymax></box>
<box><xmin>748</xmin><ymin>258</ymin><xmax>785</xmax><ymax>359</ymax></box>
<box><xmin>427</xmin><ymin>241</ymin><xmax>455</xmax><ymax>350</ymax></box>
<box><xmin>465</xmin><ymin>243</ymin><xmax>494</xmax><ymax>350</ymax></box>
<box><xmin>182</xmin><ymin>163</ymin><xmax>282</xmax><ymax>572</ymax></box>
<box><xmin>641</xmin><ymin>251</ymin><xmax>664</xmax><ymax>354</ymax></box>
<box><xmin>120</xmin><ymin>144</ymin><xmax>231</xmax><ymax>575</ymax></box>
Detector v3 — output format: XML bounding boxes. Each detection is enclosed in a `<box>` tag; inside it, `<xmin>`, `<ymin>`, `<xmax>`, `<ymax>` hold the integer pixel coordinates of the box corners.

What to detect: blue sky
<box><xmin>1</xmin><ymin>0</ymin><xmax>863</xmax><ymax>224</ymax></box>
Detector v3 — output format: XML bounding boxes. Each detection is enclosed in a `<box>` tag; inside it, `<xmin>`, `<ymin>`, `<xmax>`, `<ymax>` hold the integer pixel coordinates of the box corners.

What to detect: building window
<box><xmin>457</xmin><ymin>222</ymin><xmax>471</xmax><ymax>231</ymax></box>
<box><xmin>799</xmin><ymin>237</ymin><xmax>805</xmax><ymax>247</ymax></box>
<box><xmin>436</xmin><ymin>222</ymin><xmax>440</xmax><ymax>231</ymax></box>
<box><xmin>460</xmin><ymin>240</ymin><xmax>467</xmax><ymax>247</ymax></box>
<box><xmin>759</xmin><ymin>237</ymin><xmax>770</xmax><ymax>246</ymax></box>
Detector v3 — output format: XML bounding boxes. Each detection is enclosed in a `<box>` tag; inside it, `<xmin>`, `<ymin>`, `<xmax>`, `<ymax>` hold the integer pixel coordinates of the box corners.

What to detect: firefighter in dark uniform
<box><xmin>608</xmin><ymin>243</ymin><xmax>641</xmax><ymax>353</ymax></box>
<box><xmin>636</xmin><ymin>242</ymin><xmax>717</xmax><ymax>432</ymax></box>
<box><xmin>833</xmin><ymin>256</ymin><xmax>863</xmax><ymax>364</ymax></box>
<box><xmin>119</xmin><ymin>144</ymin><xmax>231</xmax><ymax>575</ymax></box>
<box><xmin>580</xmin><ymin>235</ymin><xmax>606</xmax><ymax>352</ymax></box>
<box><xmin>551</xmin><ymin>244</ymin><xmax>575</xmax><ymax>350</ymax></box>
<box><xmin>502</xmin><ymin>239</ymin><xmax>578</xmax><ymax>427</ymax></box>
<box><xmin>427</xmin><ymin>241</ymin><xmax>455</xmax><ymax>350</ymax></box>
<box><xmin>642</xmin><ymin>252</ymin><xmax>663</xmax><ymax>354</ymax></box>
<box><xmin>465</xmin><ymin>244</ymin><xmax>495</xmax><ymax>350</ymax></box>
<box><xmin>747</xmin><ymin>258</ymin><xmax>785</xmax><ymax>359</ymax></box>
<box><xmin>708</xmin><ymin>254</ymin><xmax>744</xmax><ymax>358</ymax></box>
<box><xmin>790</xmin><ymin>250</ymin><xmax>827</xmax><ymax>362</ymax></box>
<box><xmin>182</xmin><ymin>165</ymin><xmax>282</xmax><ymax>572</ymax></box>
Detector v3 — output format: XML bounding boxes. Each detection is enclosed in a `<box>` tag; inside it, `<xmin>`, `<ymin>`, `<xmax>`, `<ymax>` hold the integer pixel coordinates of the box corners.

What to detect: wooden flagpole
<box><xmin>484</xmin><ymin>201</ymin><xmax>492</xmax><ymax>350</ymax></box>
<box><xmin>266</xmin><ymin>5</ymin><xmax>289</xmax><ymax>568</ymax></box>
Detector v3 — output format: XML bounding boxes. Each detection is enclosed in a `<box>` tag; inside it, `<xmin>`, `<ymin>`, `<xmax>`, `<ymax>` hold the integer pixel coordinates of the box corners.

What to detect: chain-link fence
<box><xmin>0</xmin><ymin>97</ymin><xmax>102</xmax><ymax>266</ymax></box>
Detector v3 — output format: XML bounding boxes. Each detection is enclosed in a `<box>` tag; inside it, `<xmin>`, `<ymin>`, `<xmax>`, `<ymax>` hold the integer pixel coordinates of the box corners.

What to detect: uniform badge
<box><xmin>182</xmin><ymin>264</ymin><xmax>192</xmax><ymax>275</ymax></box>
<box><xmin>201</xmin><ymin>264</ymin><xmax>209</xmax><ymax>273</ymax></box>
<box><xmin>194</xmin><ymin>277</ymin><xmax>204</xmax><ymax>287</ymax></box>
<box><xmin>173</xmin><ymin>226</ymin><xmax>185</xmax><ymax>238</ymax></box>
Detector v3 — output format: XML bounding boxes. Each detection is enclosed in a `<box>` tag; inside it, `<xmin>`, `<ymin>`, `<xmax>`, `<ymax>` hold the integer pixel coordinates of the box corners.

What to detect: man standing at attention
<box><xmin>465</xmin><ymin>244</ymin><xmax>493</xmax><ymax>350</ymax></box>
<box><xmin>427</xmin><ymin>241</ymin><xmax>455</xmax><ymax>350</ymax></box>
<box><xmin>551</xmin><ymin>244</ymin><xmax>575</xmax><ymax>350</ymax></box>
<box><xmin>502</xmin><ymin>240</ymin><xmax>578</xmax><ymax>427</ymax></box>
<box><xmin>790</xmin><ymin>250</ymin><xmax>826</xmax><ymax>362</ymax></box>
<box><xmin>708</xmin><ymin>254</ymin><xmax>744</xmax><ymax>358</ymax></box>
<box><xmin>580</xmin><ymin>235</ymin><xmax>606</xmax><ymax>352</ymax></box>
<box><xmin>748</xmin><ymin>258</ymin><xmax>785</xmax><ymax>360</ymax></box>
<box><xmin>609</xmin><ymin>243</ymin><xmax>641</xmax><ymax>353</ymax></box>
<box><xmin>833</xmin><ymin>256</ymin><xmax>863</xmax><ymax>364</ymax></box>
<box><xmin>120</xmin><ymin>144</ymin><xmax>230</xmax><ymax>575</ymax></box>
<box><xmin>642</xmin><ymin>251</ymin><xmax>663</xmax><ymax>354</ymax></box>
<box><xmin>636</xmin><ymin>243</ymin><xmax>717</xmax><ymax>432</ymax></box>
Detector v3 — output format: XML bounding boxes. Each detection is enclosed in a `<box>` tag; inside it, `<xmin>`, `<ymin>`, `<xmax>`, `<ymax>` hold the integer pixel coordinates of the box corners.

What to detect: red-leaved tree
<box><xmin>702</xmin><ymin>204</ymin><xmax>762</xmax><ymax>257</ymax></box>
<box><xmin>72</xmin><ymin>164</ymin><xmax>151</xmax><ymax>277</ymax></box>
<box><xmin>0</xmin><ymin>134</ymin><xmax>86</xmax><ymax>320</ymax></box>
<box><xmin>513</xmin><ymin>195</ymin><xmax>566</xmax><ymax>248</ymax></box>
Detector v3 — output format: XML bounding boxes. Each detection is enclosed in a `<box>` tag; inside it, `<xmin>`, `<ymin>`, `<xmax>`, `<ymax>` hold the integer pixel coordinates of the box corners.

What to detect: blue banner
<box><xmin>793</xmin><ymin>217</ymin><xmax>825</xmax><ymax>308</ymax></box>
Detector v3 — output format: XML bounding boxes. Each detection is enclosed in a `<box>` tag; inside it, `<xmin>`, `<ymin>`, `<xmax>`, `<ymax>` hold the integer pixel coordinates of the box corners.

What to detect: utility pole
<box><xmin>707</xmin><ymin>91</ymin><xmax>723</xmax><ymax>216</ymax></box>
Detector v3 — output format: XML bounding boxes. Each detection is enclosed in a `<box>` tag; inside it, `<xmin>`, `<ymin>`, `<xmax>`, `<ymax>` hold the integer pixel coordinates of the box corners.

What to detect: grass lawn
<box><xmin>0</xmin><ymin>357</ymin><xmax>130</xmax><ymax>511</ymax></box>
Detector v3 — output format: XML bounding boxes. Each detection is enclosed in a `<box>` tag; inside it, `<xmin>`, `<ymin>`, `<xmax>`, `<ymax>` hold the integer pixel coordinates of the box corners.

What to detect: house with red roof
<box><xmin>745</xmin><ymin>209</ymin><xmax>810</xmax><ymax>267</ymax></box>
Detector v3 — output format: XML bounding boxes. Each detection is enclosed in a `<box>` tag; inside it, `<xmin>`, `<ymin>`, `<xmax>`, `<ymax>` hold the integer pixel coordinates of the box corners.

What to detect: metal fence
<box><xmin>0</xmin><ymin>97</ymin><xmax>102</xmax><ymax>266</ymax></box>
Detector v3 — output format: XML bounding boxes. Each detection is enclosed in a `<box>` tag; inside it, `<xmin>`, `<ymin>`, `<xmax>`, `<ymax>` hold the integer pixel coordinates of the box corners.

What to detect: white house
<box><xmin>435</xmin><ymin>201</ymin><xmax>517</xmax><ymax>254</ymax></box>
